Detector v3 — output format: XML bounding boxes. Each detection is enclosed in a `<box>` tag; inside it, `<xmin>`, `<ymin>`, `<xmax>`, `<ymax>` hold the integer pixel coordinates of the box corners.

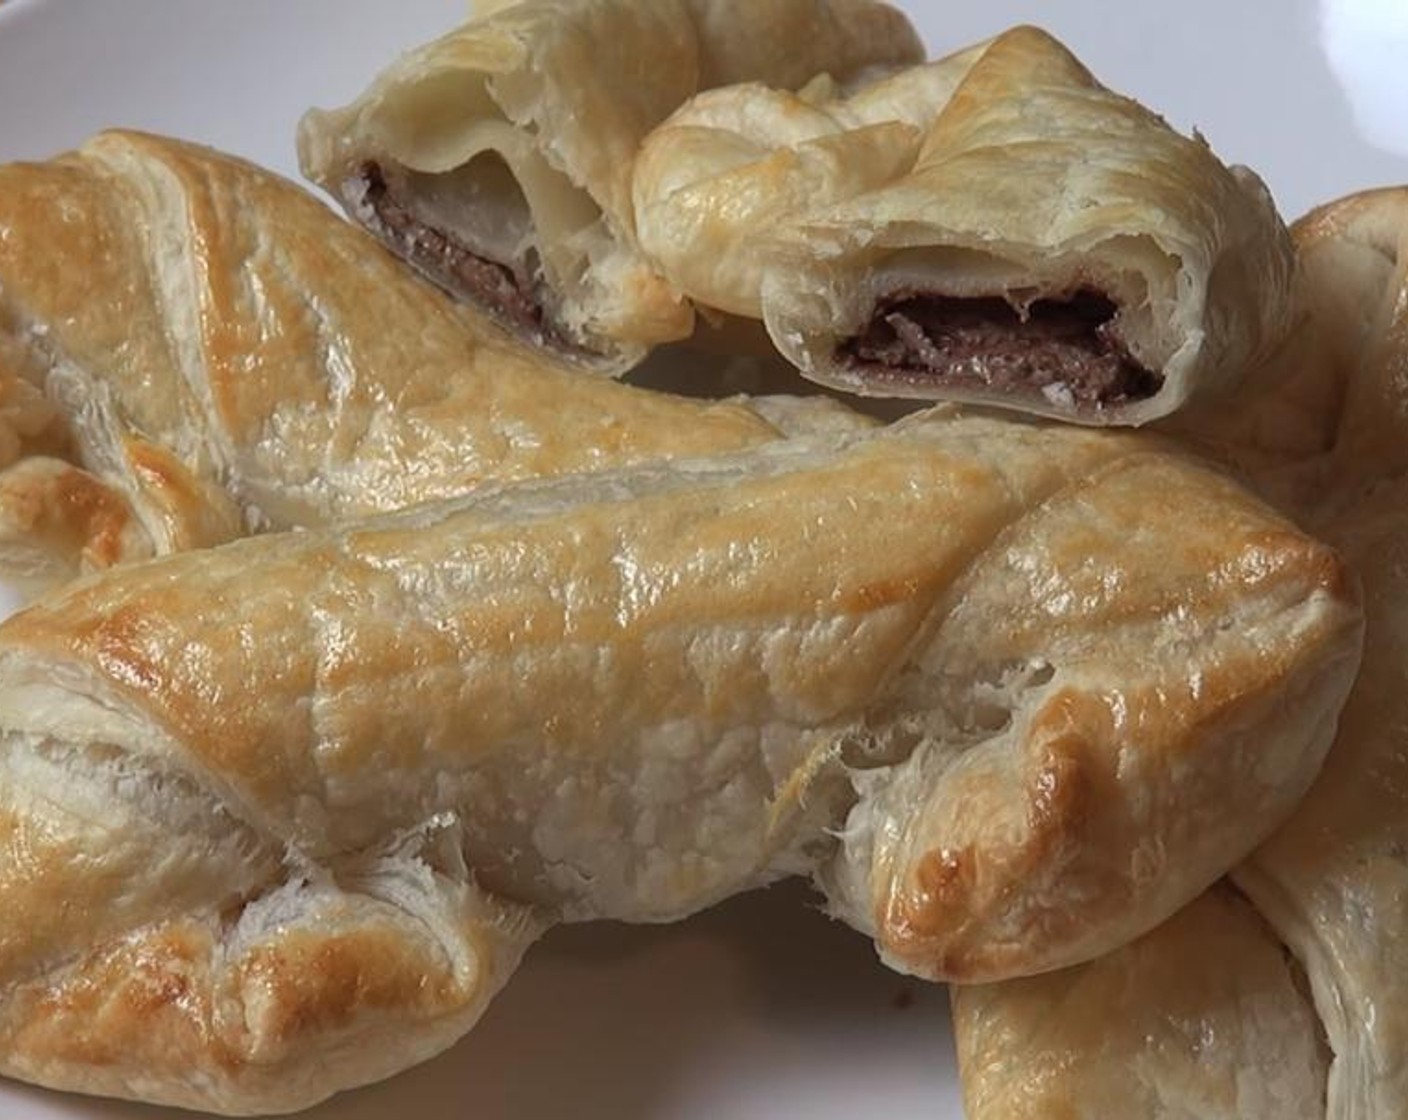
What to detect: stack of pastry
<box><xmin>0</xmin><ymin>2</ymin><xmax>1398</xmax><ymax>1116</ymax></box>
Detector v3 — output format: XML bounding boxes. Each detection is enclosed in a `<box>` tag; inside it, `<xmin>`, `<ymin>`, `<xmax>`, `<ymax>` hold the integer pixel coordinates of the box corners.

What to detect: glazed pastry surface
<box><xmin>634</xmin><ymin>41</ymin><xmax>986</xmax><ymax>318</ymax></box>
<box><xmin>952</xmin><ymin>477</ymin><xmax>1407</xmax><ymax>1120</ymax></box>
<box><xmin>1299</xmin><ymin>188</ymin><xmax>1408</xmax><ymax>497</ymax></box>
<box><xmin>952</xmin><ymin>187</ymin><xmax>1408</xmax><ymax>1120</ymax></box>
<box><xmin>1234</xmin><ymin>480</ymin><xmax>1408</xmax><ymax>1120</ymax></box>
<box><xmin>0</xmin><ymin>408</ymin><xmax>1361</xmax><ymax>1112</ymax></box>
<box><xmin>0</xmin><ymin>131</ymin><xmax>797</xmax><ymax>595</ymax></box>
<box><xmin>635</xmin><ymin>26</ymin><xmax>1295</xmax><ymax>423</ymax></box>
<box><xmin>953</xmin><ymin>885</ymin><xmax>1329</xmax><ymax>1120</ymax></box>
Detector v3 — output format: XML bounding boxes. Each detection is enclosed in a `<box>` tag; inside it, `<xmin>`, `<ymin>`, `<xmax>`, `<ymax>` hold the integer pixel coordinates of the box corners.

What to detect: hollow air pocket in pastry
<box><xmin>0</xmin><ymin>130</ymin><xmax>832</xmax><ymax>597</ymax></box>
<box><xmin>296</xmin><ymin>0</ymin><xmax>923</xmax><ymax>374</ymax></box>
<box><xmin>722</xmin><ymin>26</ymin><xmax>1296</xmax><ymax>424</ymax></box>
<box><xmin>0</xmin><ymin>406</ymin><xmax>1360</xmax><ymax>1112</ymax></box>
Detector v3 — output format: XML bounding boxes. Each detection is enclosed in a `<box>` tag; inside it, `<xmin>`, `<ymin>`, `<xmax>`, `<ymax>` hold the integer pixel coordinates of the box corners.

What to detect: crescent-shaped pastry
<box><xmin>297</xmin><ymin>0</ymin><xmax>923</xmax><ymax>373</ymax></box>
<box><xmin>722</xmin><ymin>26</ymin><xmax>1294</xmax><ymax>424</ymax></box>
<box><xmin>952</xmin><ymin>885</ymin><xmax>1328</xmax><ymax>1120</ymax></box>
<box><xmin>0</xmin><ymin>408</ymin><xmax>1359</xmax><ymax>1112</ymax></box>
<box><xmin>0</xmin><ymin>130</ymin><xmax>813</xmax><ymax>595</ymax></box>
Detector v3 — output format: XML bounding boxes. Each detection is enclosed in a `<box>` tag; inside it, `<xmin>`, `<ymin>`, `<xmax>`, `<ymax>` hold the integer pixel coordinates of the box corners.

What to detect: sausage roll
<box><xmin>0</xmin><ymin>407</ymin><xmax>1360</xmax><ymax>1112</ymax></box>
<box><xmin>950</xmin><ymin>475</ymin><xmax>1406</xmax><ymax>1120</ymax></box>
<box><xmin>297</xmin><ymin>0</ymin><xmax>924</xmax><ymax>374</ymax></box>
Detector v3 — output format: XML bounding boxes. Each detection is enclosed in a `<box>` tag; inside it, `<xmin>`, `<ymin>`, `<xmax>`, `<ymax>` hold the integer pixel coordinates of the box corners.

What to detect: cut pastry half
<box><xmin>639</xmin><ymin>25</ymin><xmax>1295</xmax><ymax>424</ymax></box>
<box><xmin>298</xmin><ymin>0</ymin><xmax>923</xmax><ymax>374</ymax></box>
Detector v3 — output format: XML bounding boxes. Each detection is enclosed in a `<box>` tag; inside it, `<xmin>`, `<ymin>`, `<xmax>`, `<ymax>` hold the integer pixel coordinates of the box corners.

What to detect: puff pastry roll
<box><xmin>656</xmin><ymin>25</ymin><xmax>1294</xmax><ymax>424</ymax></box>
<box><xmin>0</xmin><ymin>130</ymin><xmax>798</xmax><ymax>595</ymax></box>
<box><xmin>0</xmin><ymin>407</ymin><xmax>1360</xmax><ymax>1112</ymax></box>
<box><xmin>953</xmin><ymin>885</ymin><xmax>1328</xmax><ymax>1120</ymax></box>
<box><xmin>297</xmin><ymin>0</ymin><xmax>923</xmax><ymax>373</ymax></box>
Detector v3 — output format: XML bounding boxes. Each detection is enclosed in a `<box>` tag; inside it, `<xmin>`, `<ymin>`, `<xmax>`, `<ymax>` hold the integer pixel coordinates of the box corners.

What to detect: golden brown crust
<box><xmin>824</xmin><ymin>448</ymin><xmax>1361</xmax><ymax>980</ymax></box>
<box><xmin>633</xmin><ymin>41</ymin><xmax>985</xmax><ymax>319</ymax></box>
<box><xmin>1299</xmin><ymin>188</ymin><xmax>1408</xmax><ymax>501</ymax></box>
<box><xmin>2</xmin><ymin>897</ymin><xmax>538</xmax><ymax>1115</ymax></box>
<box><xmin>0</xmin><ymin>409</ymin><xmax>1362</xmax><ymax>1110</ymax></box>
<box><xmin>952</xmin><ymin>885</ymin><xmax>1329</xmax><ymax>1120</ymax></box>
<box><xmin>1156</xmin><ymin>187</ymin><xmax>1408</xmax><ymax>517</ymax></box>
<box><xmin>948</xmin><ymin>187</ymin><xmax>1408</xmax><ymax>1119</ymax></box>
<box><xmin>0</xmin><ymin>459</ymin><xmax>141</xmax><ymax>569</ymax></box>
<box><xmin>0</xmin><ymin>130</ymin><xmax>790</xmax><ymax>594</ymax></box>
<box><xmin>947</xmin><ymin>474</ymin><xmax>1404</xmax><ymax>1120</ymax></box>
<box><xmin>727</xmin><ymin>27</ymin><xmax>1297</xmax><ymax>424</ymax></box>
<box><xmin>1232</xmin><ymin>476</ymin><xmax>1408</xmax><ymax>1120</ymax></box>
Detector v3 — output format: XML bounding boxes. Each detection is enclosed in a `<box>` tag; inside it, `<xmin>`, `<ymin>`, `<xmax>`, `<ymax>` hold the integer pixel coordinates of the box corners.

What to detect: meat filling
<box><xmin>840</xmin><ymin>291</ymin><xmax>1160</xmax><ymax>409</ymax></box>
<box><xmin>354</xmin><ymin>162</ymin><xmax>578</xmax><ymax>353</ymax></box>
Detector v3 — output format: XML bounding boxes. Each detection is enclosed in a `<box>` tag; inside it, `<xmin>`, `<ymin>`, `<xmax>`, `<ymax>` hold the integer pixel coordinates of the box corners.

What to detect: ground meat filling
<box><xmin>840</xmin><ymin>291</ymin><xmax>1161</xmax><ymax>409</ymax></box>
<box><xmin>355</xmin><ymin>162</ymin><xmax>578</xmax><ymax>352</ymax></box>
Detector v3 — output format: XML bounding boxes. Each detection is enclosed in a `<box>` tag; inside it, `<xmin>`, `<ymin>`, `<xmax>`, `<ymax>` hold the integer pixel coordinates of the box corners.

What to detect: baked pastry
<box><xmin>1231</xmin><ymin>477</ymin><xmax>1408</xmax><ymax>1120</ymax></box>
<box><xmin>1298</xmin><ymin>188</ymin><xmax>1408</xmax><ymax>498</ymax></box>
<box><xmin>0</xmin><ymin>458</ymin><xmax>153</xmax><ymax>598</ymax></box>
<box><xmin>765</xmin><ymin>26</ymin><xmax>1297</xmax><ymax>424</ymax></box>
<box><xmin>633</xmin><ymin>41</ymin><xmax>987</xmax><ymax>318</ymax></box>
<box><xmin>0</xmin><ymin>407</ymin><xmax>1359</xmax><ymax>1112</ymax></box>
<box><xmin>950</xmin><ymin>188</ymin><xmax>1408</xmax><ymax>1120</ymax></box>
<box><xmin>950</xmin><ymin>476</ymin><xmax>1404</xmax><ymax>1120</ymax></box>
<box><xmin>0</xmin><ymin>130</ymin><xmax>807</xmax><ymax>596</ymax></box>
<box><xmin>953</xmin><ymin>885</ymin><xmax>1328</xmax><ymax>1120</ymax></box>
<box><xmin>635</xmin><ymin>25</ymin><xmax>1295</xmax><ymax>423</ymax></box>
<box><xmin>806</xmin><ymin>416</ymin><xmax>1358</xmax><ymax>983</ymax></box>
<box><xmin>1154</xmin><ymin>188</ymin><xmax>1408</xmax><ymax>513</ymax></box>
<box><xmin>297</xmin><ymin>0</ymin><xmax>924</xmax><ymax>373</ymax></box>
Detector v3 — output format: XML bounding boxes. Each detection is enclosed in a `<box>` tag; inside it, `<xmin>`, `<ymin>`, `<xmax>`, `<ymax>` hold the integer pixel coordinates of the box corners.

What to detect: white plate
<box><xmin>0</xmin><ymin>2</ymin><xmax>1404</xmax><ymax>1118</ymax></box>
